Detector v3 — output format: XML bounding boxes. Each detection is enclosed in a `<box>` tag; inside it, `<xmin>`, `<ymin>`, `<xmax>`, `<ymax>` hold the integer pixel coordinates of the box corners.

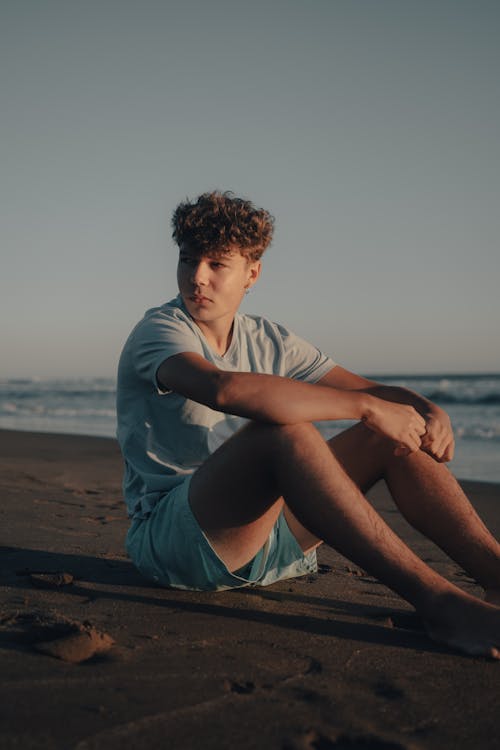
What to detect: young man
<box><xmin>117</xmin><ymin>191</ymin><xmax>500</xmax><ymax>658</ymax></box>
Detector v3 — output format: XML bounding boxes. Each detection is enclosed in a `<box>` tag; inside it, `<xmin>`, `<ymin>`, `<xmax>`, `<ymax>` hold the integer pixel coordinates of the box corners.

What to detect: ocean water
<box><xmin>0</xmin><ymin>374</ymin><xmax>499</xmax><ymax>483</ymax></box>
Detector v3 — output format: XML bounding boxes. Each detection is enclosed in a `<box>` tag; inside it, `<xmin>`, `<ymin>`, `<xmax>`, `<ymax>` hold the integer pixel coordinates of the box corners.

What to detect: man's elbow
<box><xmin>209</xmin><ymin>370</ymin><xmax>235</xmax><ymax>412</ymax></box>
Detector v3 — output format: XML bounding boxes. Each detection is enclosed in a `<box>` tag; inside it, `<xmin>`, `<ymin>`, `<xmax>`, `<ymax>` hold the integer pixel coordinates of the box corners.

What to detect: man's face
<box><xmin>177</xmin><ymin>245</ymin><xmax>261</xmax><ymax>328</ymax></box>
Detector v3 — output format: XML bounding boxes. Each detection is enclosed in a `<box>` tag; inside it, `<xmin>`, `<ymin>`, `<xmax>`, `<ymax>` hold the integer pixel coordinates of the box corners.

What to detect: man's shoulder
<box><xmin>130</xmin><ymin>297</ymin><xmax>194</xmax><ymax>337</ymax></box>
<box><xmin>121</xmin><ymin>298</ymin><xmax>197</xmax><ymax>356</ymax></box>
<box><xmin>118</xmin><ymin>297</ymin><xmax>201</xmax><ymax>379</ymax></box>
<box><xmin>141</xmin><ymin>296</ymin><xmax>188</xmax><ymax>324</ymax></box>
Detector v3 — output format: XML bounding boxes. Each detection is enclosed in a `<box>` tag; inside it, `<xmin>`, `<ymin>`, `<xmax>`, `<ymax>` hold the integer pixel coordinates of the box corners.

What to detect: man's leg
<box><xmin>324</xmin><ymin>423</ymin><xmax>500</xmax><ymax>602</ymax></box>
<box><xmin>189</xmin><ymin>420</ymin><xmax>500</xmax><ymax>657</ymax></box>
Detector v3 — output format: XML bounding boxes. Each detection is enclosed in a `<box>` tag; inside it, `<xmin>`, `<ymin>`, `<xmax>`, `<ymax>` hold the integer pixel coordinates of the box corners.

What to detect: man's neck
<box><xmin>195</xmin><ymin>317</ymin><xmax>234</xmax><ymax>356</ymax></box>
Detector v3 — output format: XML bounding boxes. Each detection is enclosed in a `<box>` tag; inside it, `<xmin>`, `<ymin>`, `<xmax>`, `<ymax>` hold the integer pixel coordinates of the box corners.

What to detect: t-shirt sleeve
<box><xmin>276</xmin><ymin>322</ymin><xmax>336</xmax><ymax>383</ymax></box>
<box><xmin>131</xmin><ymin>310</ymin><xmax>203</xmax><ymax>387</ymax></box>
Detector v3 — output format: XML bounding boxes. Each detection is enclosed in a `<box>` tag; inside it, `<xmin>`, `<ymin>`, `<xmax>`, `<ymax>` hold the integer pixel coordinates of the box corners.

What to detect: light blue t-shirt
<box><xmin>116</xmin><ymin>296</ymin><xmax>335</xmax><ymax>519</ymax></box>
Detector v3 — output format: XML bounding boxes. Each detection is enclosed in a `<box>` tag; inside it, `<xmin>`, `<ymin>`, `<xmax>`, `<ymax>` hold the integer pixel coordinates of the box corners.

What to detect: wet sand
<box><xmin>1</xmin><ymin>428</ymin><xmax>499</xmax><ymax>749</ymax></box>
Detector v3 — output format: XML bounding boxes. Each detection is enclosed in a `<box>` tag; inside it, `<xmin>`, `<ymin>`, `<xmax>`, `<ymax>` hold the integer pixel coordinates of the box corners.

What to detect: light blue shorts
<box><xmin>126</xmin><ymin>476</ymin><xmax>317</xmax><ymax>591</ymax></box>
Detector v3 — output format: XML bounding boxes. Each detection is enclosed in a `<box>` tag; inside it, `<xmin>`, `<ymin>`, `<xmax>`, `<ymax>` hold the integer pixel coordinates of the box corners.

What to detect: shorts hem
<box><xmin>126</xmin><ymin>477</ymin><xmax>319</xmax><ymax>591</ymax></box>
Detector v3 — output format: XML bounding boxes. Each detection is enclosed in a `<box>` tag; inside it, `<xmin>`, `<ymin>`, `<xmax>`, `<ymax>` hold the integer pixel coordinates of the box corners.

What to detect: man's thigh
<box><xmin>188</xmin><ymin>422</ymin><xmax>286</xmax><ymax>571</ymax></box>
<box><xmin>188</xmin><ymin>420</ymin><xmax>388</xmax><ymax>571</ymax></box>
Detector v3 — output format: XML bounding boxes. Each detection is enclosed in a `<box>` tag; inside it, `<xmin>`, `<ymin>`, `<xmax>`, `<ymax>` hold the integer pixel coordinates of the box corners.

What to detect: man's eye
<box><xmin>211</xmin><ymin>262</ymin><xmax>225</xmax><ymax>269</ymax></box>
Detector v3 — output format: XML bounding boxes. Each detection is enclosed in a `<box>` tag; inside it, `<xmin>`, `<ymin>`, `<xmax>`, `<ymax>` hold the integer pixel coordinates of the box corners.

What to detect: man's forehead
<box><xmin>179</xmin><ymin>245</ymin><xmax>243</xmax><ymax>259</ymax></box>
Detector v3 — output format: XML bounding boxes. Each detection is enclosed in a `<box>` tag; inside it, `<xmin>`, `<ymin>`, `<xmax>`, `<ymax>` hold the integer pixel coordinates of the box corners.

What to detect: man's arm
<box><xmin>317</xmin><ymin>366</ymin><xmax>454</xmax><ymax>463</ymax></box>
<box><xmin>157</xmin><ymin>353</ymin><xmax>427</xmax><ymax>455</ymax></box>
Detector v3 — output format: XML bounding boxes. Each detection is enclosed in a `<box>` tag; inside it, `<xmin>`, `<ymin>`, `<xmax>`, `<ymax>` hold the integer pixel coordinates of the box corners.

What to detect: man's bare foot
<box><xmin>423</xmin><ymin>590</ymin><xmax>500</xmax><ymax>658</ymax></box>
<box><xmin>484</xmin><ymin>588</ymin><xmax>500</xmax><ymax>607</ymax></box>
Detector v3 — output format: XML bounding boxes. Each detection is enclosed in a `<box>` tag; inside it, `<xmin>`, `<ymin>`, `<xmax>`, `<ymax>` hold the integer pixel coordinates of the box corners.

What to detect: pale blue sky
<box><xmin>1</xmin><ymin>0</ymin><xmax>499</xmax><ymax>377</ymax></box>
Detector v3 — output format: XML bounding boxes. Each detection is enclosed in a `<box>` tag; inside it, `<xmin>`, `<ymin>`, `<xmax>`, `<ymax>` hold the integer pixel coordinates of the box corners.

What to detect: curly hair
<box><xmin>171</xmin><ymin>191</ymin><xmax>274</xmax><ymax>261</ymax></box>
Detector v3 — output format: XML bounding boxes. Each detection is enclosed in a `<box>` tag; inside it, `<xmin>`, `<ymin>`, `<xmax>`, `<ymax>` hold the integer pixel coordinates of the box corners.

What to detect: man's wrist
<box><xmin>359</xmin><ymin>393</ymin><xmax>379</xmax><ymax>424</ymax></box>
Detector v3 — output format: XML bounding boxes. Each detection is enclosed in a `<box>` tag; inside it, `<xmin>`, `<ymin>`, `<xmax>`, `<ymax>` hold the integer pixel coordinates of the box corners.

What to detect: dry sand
<box><xmin>0</xmin><ymin>428</ymin><xmax>499</xmax><ymax>749</ymax></box>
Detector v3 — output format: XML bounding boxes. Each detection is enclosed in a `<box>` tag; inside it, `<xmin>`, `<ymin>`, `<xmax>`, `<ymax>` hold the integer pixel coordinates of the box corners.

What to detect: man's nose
<box><xmin>191</xmin><ymin>261</ymin><xmax>208</xmax><ymax>286</ymax></box>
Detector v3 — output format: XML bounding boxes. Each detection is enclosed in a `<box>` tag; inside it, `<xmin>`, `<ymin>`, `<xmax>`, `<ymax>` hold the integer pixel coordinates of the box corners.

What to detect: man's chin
<box><xmin>184</xmin><ymin>301</ymin><xmax>213</xmax><ymax>321</ymax></box>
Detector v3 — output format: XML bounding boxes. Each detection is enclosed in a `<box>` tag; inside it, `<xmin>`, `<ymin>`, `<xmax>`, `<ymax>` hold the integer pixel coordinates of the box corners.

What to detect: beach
<box><xmin>1</xmin><ymin>427</ymin><xmax>500</xmax><ymax>749</ymax></box>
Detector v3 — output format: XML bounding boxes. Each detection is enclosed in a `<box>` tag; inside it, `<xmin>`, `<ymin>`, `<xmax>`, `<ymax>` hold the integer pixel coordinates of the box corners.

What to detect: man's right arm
<box><xmin>157</xmin><ymin>352</ymin><xmax>427</xmax><ymax>454</ymax></box>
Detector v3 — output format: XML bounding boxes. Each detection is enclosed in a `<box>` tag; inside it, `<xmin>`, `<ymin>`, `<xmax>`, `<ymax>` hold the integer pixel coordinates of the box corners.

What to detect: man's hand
<box><xmin>420</xmin><ymin>407</ymin><xmax>455</xmax><ymax>463</ymax></box>
<box><xmin>316</xmin><ymin>366</ymin><xmax>455</xmax><ymax>462</ymax></box>
<box><xmin>362</xmin><ymin>400</ymin><xmax>427</xmax><ymax>455</ymax></box>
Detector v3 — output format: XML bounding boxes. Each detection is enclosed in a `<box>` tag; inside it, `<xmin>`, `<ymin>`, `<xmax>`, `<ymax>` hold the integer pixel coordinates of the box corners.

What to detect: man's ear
<box><xmin>246</xmin><ymin>260</ymin><xmax>262</xmax><ymax>289</ymax></box>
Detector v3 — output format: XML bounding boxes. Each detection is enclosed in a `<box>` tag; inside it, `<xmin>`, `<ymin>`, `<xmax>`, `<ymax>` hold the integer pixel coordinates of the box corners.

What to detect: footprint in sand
<box><xmin>26</xmin><ymin>571</ymin><xmax>74</xmax><ymax>588</ymax></box>
<box><xmin>0</xmin><ymin>610</ymin><xmax>114</xmax><ymax>663</ymax></box>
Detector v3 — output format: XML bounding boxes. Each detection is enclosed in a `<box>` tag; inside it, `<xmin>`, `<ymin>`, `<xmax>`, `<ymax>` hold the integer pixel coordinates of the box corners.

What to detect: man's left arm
<box><xmin>317</xmin><ymin>366</ymin><xmax>454</xmax><ymax>463</ymax></box>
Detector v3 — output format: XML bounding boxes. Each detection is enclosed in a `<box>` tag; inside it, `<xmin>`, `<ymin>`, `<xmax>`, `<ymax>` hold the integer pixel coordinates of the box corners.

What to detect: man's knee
<box><xmin>271</xmin><ymin>421</ymin><xmax>321</xmax><ymax>449</ymax></box>
<box><xmin>245</xmin><ymin>420</ymin><xmax>322</xmax><ymax>460</ymax></box>
<box><xmin>246</xmin><ymin>419</ymin><xmax>318</xmax><ymax>440</ymax></box>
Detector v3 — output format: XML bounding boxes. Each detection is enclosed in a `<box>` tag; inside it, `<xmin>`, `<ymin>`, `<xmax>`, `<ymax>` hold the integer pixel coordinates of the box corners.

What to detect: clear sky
<box><xmin>2</xmin><ymin>0</ymin><xmax>499</xmax><ymax>378</ymax></box>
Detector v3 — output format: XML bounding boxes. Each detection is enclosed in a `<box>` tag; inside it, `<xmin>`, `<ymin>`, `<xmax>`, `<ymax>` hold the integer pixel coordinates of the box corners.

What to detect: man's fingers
<box><xmin>394</xmin><ymin>434</ymin><xmax>422</xmax><ymax>456</ymax></box>
<box><xmin>420</xmin><ymin>436</ymin><xmax>455</xmax><ymax>463</ymax></box>
<box><xmin>430</xmin><ymin>436</ymin><xmax>447</xmax><ymax>461</ymax></box>
<box><xmin>442</xmin><ymin>439</ymin><xmax>455</xmax><ymax>462</ymax></box>
<box><xmin>416</xmin><ymin>421</ymin><xmax>427</xmax><ymax>436</ymax></box>
<box><xmin>403</xmin><ymin>418</ymin><xmax>456</xmax><ymax>462</ymax></box>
